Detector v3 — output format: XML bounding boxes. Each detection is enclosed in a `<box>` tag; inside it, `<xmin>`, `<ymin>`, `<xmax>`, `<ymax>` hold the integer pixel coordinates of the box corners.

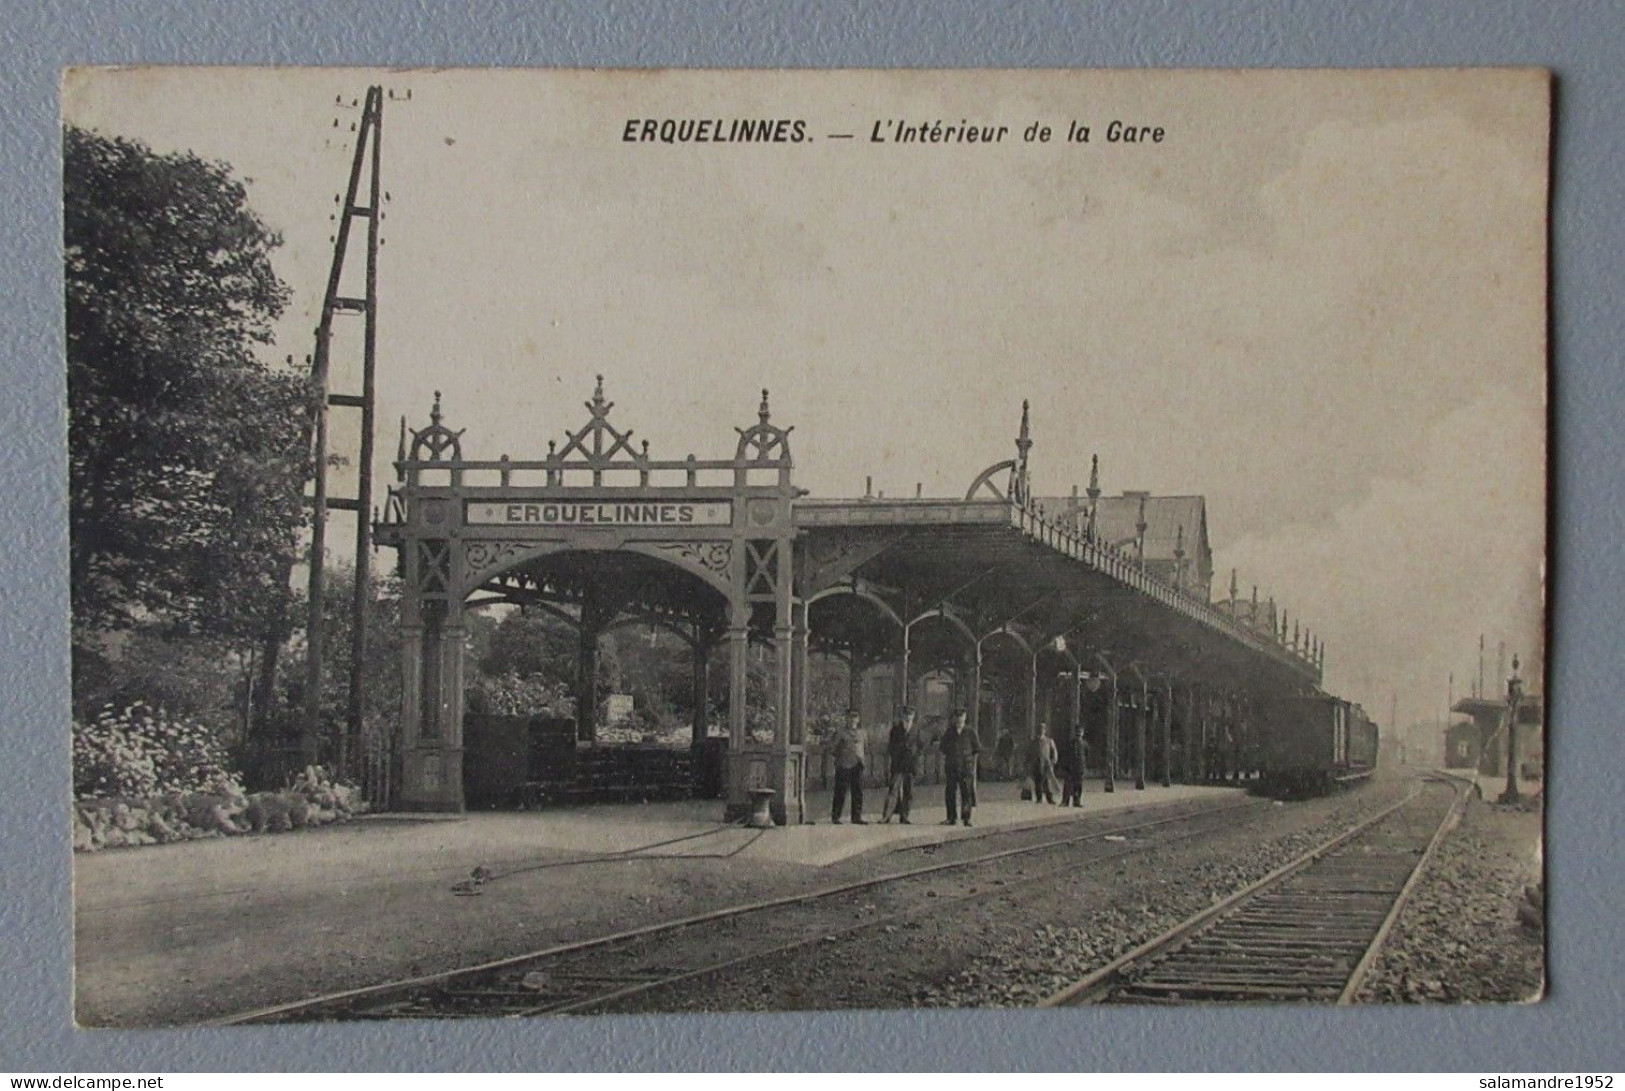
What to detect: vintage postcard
<box><xmin>63</xmin><ymin>67</ymin><xmax>1547</xmax><ymax>1025</ymax></box>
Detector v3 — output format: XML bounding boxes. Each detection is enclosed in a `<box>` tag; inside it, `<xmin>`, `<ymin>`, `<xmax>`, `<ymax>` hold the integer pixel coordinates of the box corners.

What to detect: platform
<box><xmin>73</xmin><ymin>779</ymin><xmax>1239</xmax><ymax>1025</ymax></box>
<box><xmin>1433</xmin><ymin>768</ymin><xmax>1544</xmax><ymax>805</ymax></box>
<box><xmin>696</xmin><ymin>779</ymin><xmax>1234</xmax><ymax>866</ymax></box>
<box><xmin>75</xmin><ymin>780</ymin><xmax>1239</xmax><ymax>922</ymax></box>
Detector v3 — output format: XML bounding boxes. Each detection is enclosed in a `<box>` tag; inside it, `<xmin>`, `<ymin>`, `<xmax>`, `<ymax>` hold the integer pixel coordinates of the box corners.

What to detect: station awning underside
<box><xmin>796</xmin><ymin>498</ymin><xmax>1318</xmax><ymax>689</ymax></box>
<box><xmin>467</xmin><ymin>496</ymin><xmax>1319</xmax><ymax>691</ymax></box>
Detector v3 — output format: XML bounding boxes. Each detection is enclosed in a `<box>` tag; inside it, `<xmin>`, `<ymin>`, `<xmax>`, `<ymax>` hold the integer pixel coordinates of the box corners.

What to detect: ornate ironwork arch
<box><xmin>908</xmin><ymin>604</ymin><xmax>978</xmax><ymax>647</ymax></box>
<box><xmin>461</xmin><ymin>539</ymin><xmax>735</xmax><ymax>603</ymax></box>
<box><xmin>808</xmin><ymin>581</ymin><xmax>906</xmax><ymax>629</ymax></box>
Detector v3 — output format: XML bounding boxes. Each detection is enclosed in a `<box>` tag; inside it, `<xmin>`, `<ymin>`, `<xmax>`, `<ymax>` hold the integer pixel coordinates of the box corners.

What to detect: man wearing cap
<box><xmin>939</xmin><ymin>708</ymin><xmax>982</xmax><ymax>827</ymax></box>
<box><xmin>882</xmin><ymin>706</ymin><xmax>918</xmax><ymax>824</ymax></box>
<box><xmin>830</xmin><ymin>708</ymin><xmax>868</xmax><ymax>825</ymax></box>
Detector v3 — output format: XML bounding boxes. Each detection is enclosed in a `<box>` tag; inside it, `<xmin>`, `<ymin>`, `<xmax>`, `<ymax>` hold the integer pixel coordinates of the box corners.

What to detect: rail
<box><xmin>212</xmin><ymin>796</ymin><xmax>1263</xmax><ymax>1024</ymax></box>
<box><xmin>1040</xmin><ymin>775</ymin><xmax>1466</xmax><ymax>1005</ymax></box>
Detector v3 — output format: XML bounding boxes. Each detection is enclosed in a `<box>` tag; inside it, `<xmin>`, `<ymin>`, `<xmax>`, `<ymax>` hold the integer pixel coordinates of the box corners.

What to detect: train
<box><xmin>1252</xmin><ymin>693</ymin><xmax>1379</xmax><ymax>798</ymax></box>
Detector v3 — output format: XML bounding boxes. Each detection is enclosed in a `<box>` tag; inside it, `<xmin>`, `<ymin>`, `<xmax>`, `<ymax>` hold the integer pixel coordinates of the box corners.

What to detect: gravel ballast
<box><xmin>1356</xmin><ymin>793</ymin><xmax>1544</xmax><ymax>1004</ymax></box>
<box><xmin>598</xmin><ymin>778</ymin><xmax>1429</xmax><ymax>1012</ymax></box>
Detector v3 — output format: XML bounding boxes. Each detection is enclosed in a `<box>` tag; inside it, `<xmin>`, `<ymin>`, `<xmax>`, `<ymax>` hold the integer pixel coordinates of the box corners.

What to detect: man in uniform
<box><xmin>1061</xmin><ymin>718</ymin><xmax>1087</xmax><ymax>807</ymax></box>
<box><xmin>881</xmin><ymin>705</ymin><xmax>918</xmax><ymax>823</ymax></box>
<box><xmin>830</xmin><ymin>707</ymin><xmax>868</xmax><ymax>824</ymax></box>
<box><xmin>939</xmin><ymin>708</ymin><xmax>981</xmax><ymax>827</ymax></box>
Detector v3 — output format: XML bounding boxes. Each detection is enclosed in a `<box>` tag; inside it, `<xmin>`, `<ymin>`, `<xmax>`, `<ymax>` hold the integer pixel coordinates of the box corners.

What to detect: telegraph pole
<box><xmin>1500</xmin><ymin>655</ymin><xmax>1523</xmax><ymax>804</ymax></box>
<box><xmin>1389</xmin><ymin>691</ymin><xmax>1399</xmax><ymax>764</ymax></box>
<box><xmin>303</xmin><ymin>86</ymin><xmax>392</xmax><ymax>776</ymax></box>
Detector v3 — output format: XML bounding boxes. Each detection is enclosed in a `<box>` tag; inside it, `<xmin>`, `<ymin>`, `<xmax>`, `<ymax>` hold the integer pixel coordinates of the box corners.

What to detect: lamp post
<box><xmin>1499</xmin><ymin>655</ymin><xmax>1524</xmax><ymax>805</ymax></box>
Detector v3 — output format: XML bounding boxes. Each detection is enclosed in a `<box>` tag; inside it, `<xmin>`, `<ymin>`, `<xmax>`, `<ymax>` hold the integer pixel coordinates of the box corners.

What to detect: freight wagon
<box><xmin>1255</xmin><ymin>694</ymin><xmax>1378</xmax><ymax>797</ymax></box>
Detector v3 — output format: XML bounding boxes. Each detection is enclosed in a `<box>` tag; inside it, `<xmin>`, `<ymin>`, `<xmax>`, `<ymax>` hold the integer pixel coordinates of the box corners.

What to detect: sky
<box><xmin>61</xmin><ymin>67</ymin><xmax>1549</xmax><ymax>732</ymax></box>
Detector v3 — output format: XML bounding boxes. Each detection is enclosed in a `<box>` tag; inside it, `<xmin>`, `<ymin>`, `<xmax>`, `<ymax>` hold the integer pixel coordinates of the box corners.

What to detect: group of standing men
<box><xmin>1023</xmin><ymin>721</ymin><xmax>1088</xmax><ymax>807</ymax></box>
<box><xmin>828</xmin><ymin>706</ymin><xmax>984</xmax><ymax>827</ymax></box>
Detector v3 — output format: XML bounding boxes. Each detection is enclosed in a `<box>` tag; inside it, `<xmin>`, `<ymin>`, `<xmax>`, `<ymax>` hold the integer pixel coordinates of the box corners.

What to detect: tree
<box><xmin>64</xmin><ymin>126</ymin><xmax>308</xmax><ymax>645</ymax></box>
<box><xmin>477</xmin><ymin>609</ymin><xmax>580</xmax><ymax>689</ymax></box>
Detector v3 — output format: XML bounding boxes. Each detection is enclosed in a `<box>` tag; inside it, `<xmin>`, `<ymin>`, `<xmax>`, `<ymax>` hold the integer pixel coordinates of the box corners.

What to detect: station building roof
<box><xmin>1452</xmin><ymin>695</ymin><xmax>1544</xmax><ymax>725</ymax></box>
<box><xmin>793</xmin><ymin>496</ymin><xmax>1314</xmax><ymax>688</ymax></box>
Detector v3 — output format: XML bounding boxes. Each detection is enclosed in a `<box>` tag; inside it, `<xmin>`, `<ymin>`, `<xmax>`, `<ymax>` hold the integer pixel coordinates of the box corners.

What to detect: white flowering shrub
<box><xmin>470</xmin><ymin>672</ymin><xmax>572</xmax><ymax>718</ymax></box>
<box><xmin>73</xmin><ymin>703</ymin><xmax>242</xmax><ymax>800</ymax></box>
<box><xmin>72</xmin><ymin>758</ymin><xmax>368</xmax><ymax>852</ymax></box>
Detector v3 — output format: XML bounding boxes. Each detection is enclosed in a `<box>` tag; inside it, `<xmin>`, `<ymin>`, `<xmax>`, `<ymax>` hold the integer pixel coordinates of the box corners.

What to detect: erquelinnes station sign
<box><xmin>465</xmin><ymin>500</ymin><xmax>734</xmax><ymax>527</ymax></box>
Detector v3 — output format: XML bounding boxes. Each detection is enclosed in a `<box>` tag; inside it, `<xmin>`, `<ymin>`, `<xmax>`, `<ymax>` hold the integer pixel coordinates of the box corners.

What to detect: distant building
<box><xmin>1036</xmin><ymin>491</ymin><xmax>1214</xmax><ymax>600</ymax></box>
<box><xmin>1443</xmin><ymin>718</ymin><xmax>1479</xmax><ymax>769</ymax></box>
<box><xmin>1448</xmin><ymin>694</ymin><xmax>1544</xmax><ymax>778</ymax></box>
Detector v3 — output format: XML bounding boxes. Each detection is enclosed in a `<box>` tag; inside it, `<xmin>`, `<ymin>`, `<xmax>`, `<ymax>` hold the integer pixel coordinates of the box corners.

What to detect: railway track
<box><xmin>216</xmin><ymin>795</ymin><xmax>1270</xmax><ymax>1023</ymax></box>
<box><xmin>1040</xmin><ymin>775</ymin><xmax>1466</xmax><ymax>1006</ymax></box>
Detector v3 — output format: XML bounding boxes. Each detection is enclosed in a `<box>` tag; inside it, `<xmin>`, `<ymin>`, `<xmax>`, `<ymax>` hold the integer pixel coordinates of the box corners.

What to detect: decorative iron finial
<box><xmin>396</xmin><ymin>415</ymin><xmax>407</xmax><ymax>462</ymax></box>
<box><xmin>1229</xmin><ymin>568</ymin><xmax>1239</xmax><ymax>602</ymax></box>
<box><xmin>1006</xmin><ymin>400</ymin><xmax>1033</xmax><ymax>505</ymax></box>
<box><xmin>1085</xmin><ymin>454</ymin><xmax>1101</xmax><ymax>538</ymax></box>
<box><xmin>1135</xmin><ymin>494</ymin><xmax>1148</xmax><ymax>566</ymax></box>
<box><xmin>1173</xmin><ymin>524</ymin><xmax>1186</xmax><ymax>591</ymax></box>
<box><xmin>407</xmin><ymin>391</ymin><xmax>464</xmax><ymax>463</ymax></box>
<box><xmin>733</xmin><ymin>388</ymin><xmax>794</xmax><ymax>464</ymax></box>
<box><xmin>592</xmin><ymin>374</ymin><xmax>606</xmax><ymax>407</ymax></box>
<box><xmin>1292</xmin><ymin>620</ymin><xmax>1300</xmax><ymax>649</ymax></box>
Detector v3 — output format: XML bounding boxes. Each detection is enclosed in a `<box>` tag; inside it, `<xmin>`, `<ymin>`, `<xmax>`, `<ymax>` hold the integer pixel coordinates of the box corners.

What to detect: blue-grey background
<box><xmin>2</xmin><ymin>0</ymin><xmax>1618</xmax><ymax>1072</ymax></box>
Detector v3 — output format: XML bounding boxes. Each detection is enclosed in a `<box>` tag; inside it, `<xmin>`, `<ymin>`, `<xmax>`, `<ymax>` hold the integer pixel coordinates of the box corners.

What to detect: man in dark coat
<box><xmin>882</xmin><ymin>705</ymin><xmax>918</xmax><ymax>823</ymax></box>
<box><xmin>1060</xmin><ymin>721</ymin><xmax>1087</xmax><ymax>807</ymax></box>
<box><xmin>830</xmin><ymin>708</ymin><xmax>868</xmax><ymax>824</ymax></box>
<box><xmin>939</xmin><ymin>708</ymin><xmax>982</xmax><ymax>827</ymax></box>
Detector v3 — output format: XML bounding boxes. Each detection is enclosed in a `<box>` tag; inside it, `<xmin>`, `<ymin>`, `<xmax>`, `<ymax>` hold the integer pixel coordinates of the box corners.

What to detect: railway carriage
<box><xmin>1255</xmin><ymin>694</ymin><xmax>1378</xmax><ymax>797</ymax></box>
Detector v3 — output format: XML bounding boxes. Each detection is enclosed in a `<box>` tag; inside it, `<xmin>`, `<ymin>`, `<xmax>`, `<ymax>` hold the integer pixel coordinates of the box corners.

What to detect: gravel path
<box><xmin>1356</xmin><ymin>794</ymin><xmax>1544</xmax><ymax>1004</ymax></box>
<box><xmin>596</xmin><ymin>778</ymin><xmax>1423</xmax><ymax>1012</ymax></box>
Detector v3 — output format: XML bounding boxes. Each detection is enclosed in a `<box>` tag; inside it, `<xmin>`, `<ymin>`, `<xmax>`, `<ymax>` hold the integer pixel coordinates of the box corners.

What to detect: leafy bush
<box><xmin>467</xmin><ymin>672</ymin><xmax>572</xmax><ymax>718</ymax></box>
<box><xmin>73</xmin><ymin>703</ymin><xmax>242</xmax><ymax>800</ymax></box>
<box><xmin>72</xmin><ymin>764</ymin><xmax>367</xmax><ymax>851</ymax></box>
